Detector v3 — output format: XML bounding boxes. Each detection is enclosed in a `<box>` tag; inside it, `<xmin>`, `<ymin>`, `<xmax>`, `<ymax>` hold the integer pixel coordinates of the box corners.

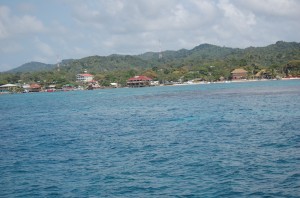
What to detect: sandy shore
<box><xmin>169</xmin><ymin>77</ymin><xmax>300</xmax><ymax>86</ymax></box>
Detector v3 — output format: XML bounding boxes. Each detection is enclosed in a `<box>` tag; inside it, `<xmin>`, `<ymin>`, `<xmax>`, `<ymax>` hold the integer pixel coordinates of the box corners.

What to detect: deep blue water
<box><xmin>1</xmin><ymin>80</ymin><xmax>300</xmax><ymax>197</ymax></box>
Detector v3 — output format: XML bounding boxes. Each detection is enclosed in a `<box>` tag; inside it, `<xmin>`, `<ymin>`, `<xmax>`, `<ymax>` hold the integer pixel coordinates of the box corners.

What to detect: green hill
<box><xmin>5</xmin><ymin>41</ymin><xmax>300</xmax><ymax>76</ymax></box>
<box><xmin>7</xmin><ymin>61</ymin><xmax>56</xmax><ymax>73</ymax></box>
<box><xmin>60</xmin><ymin>55</ymin><xmax>153</xmax><ymax>74</ymax></box>
<box><xmin>136</xmin><ymin>41</ymin><xmax>300</xmax><ymax>69</ymax></box>
<box><xmin>1</xmin><ymin>41</ymin><xmax>300</xmax><ymax>87</ymax></box>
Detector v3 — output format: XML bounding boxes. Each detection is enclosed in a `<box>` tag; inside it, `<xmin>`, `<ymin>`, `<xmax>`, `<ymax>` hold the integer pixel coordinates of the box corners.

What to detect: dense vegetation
<box><xmin>1</xmin><ymin>41</ymin><xmax>300</xmax><ymax>87</ymax></box>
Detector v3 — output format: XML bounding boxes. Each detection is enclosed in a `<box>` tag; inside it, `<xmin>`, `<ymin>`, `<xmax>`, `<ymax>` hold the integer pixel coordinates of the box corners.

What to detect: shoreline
<box><xmin>1</xmin><ymin>78</ymin><xmax>299</xmax><ymax>95</ymax></box>
<box><xmin>170</xmin><ymin>77</ymin><xmax>300</xmax><ymax>86</ymax></box>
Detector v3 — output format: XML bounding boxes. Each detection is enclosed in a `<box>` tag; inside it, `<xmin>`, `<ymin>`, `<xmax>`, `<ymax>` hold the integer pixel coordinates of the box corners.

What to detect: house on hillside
<box><xmin>231</xmin><ymin>68</ymin><xmax>248</xmax><ymax>80</ymax></box>
<box><xmin>76</xmin><ymin>73</ymin><xmax>94</xmax><ymax>82</ymax></box>
<box><xmin>127</xmin><ymin>76</ymin><xmax>152</xmax><ymax>87</ymax></box>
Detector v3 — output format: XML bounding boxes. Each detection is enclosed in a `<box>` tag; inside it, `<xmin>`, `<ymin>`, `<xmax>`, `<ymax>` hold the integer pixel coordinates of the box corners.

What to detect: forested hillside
<box><xmin>1</xmin><ymin>41</ymin><xmax>300</xmax><ymax>87</ymax></box>
<box><xmin>6</xmin><ymin>41</ymin><xmax>300</xmax><ymax>74</ymax></box>
<box><xmin>8</xmin><ymin>62</ymin><xmax>56</xmax><ymax>73</ymax></box>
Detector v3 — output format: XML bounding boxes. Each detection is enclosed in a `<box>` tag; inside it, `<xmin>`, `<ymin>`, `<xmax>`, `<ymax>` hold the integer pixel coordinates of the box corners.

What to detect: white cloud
<box><xmin>15</xmin><ymin>15</ymin><xmax>45</xmax><ymax>34</ymax></box>
<box><xmin>17</xmin><ymin>2</ymin><xmax>36</xmax><ymax>13</ymax></box>
<box><xmin>34</xmin><ymin>38</ymin><xmax>54</xmax><ymax>57</ymax></box>
<box><xmin>191</xmin><ymin>0</ymin><xmax>216</xmax><ymax>16</ymax></box>
<box><xmin>0</xmin><ymin>6</ymin><xmax>45</xmax><ymax>39</ymax></box>
<box><xmin>0</xmin><ymin>63</ymin><xmax>12</xmax><ymax>72</ymax></box>
<box><xmin>218</xmin><ymin>0</ymin><xmax>256</xmax><ymax>31</ymax></box>
<box><xmin>65</xmin><ymin>0</ymin><xmax>300</xmax><ymax>52</ymax></box>
<box><xmin>1</xmin><ymin>0</ymin><xmax>300</xmax><ymax>72</ymax></box>
<box><xmin>0</xmin><ymin>41</ymin><xmax>22</xmax><ymax>53</ymax></box>
<box><xmin>0</xmin><ymin>6</ymin><xmax>10</xmax><ymax>39</ymax></box>
<box><xmin>234</xmin><ymin>0</ymin><xmax>300</xmax><ymax>18</ymax></box>
<box><xmin>70</xmin><ymin>0</ymin><xmax>214</xmax><ymax>33</ymax></box>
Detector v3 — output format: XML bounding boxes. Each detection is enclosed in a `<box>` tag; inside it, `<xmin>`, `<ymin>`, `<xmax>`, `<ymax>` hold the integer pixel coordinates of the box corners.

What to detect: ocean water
<box><xmin>0</xmin><ymin>80</ymin><xmax>299</xmax><ymax>197</ymax></box>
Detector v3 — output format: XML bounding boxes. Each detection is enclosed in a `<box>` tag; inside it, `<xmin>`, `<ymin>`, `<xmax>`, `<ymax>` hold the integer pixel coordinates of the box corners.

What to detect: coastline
<box><xmin>1</xmin><ymin>78</ymin><xmax>299</xmax><ymax>95</ymax></box>
<box><xmin>170</xmin><ymin>77</ymin><xmax>300</xmax><ymax>86</ymax></box>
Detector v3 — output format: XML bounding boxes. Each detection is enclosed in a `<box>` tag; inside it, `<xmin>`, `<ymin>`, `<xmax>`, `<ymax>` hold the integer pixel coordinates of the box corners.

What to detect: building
<box><xmin>88</xmin><ymin>81</ymin><xmax>101</xmax><ymax>90</ymax></box>
<box><xmin>231</xmin><ymin>68</ymin><xmax>248</xmax><ymax>80</ymax></box>
<box><xmin>62</xmin><ymin>84</ymin><xmax>74</xmax><ymax>91</ymax></box>
<box><xmin>127</xmin><ymin>76</ymin><xmax>152</xmax><ymax>87</ymax></box>
<box><xmin>22</xmin><ymin>84</ymin><xmax>30</xmax><ymax>93</ymax></box>
<box><xmin>29</xmin><ymin>83</ymin><xmax>41</xmax><ymax>92</ymax></box>
<box><xmin>0</xmin><ymin>84</ymin><xmax>18</xmax><ymax>94</ymax></box>
<box><xmin>110</xmin><ymin>83</ymin><xmax>119</xmax><ymax>88</ymax></box>
<box><xmin>46</xmin><ymin>84</ymin><xmax>56</xmax><ymax>92</ymax></box>
<box><xmin>76</xmin><ymin>73</ymin><xmax>94</xmax><ymax>82</ymax></box>
<box><xmin>150</xmin><ymin>81</ymin><xmax>160</xmax><ymax>86</ymax></box>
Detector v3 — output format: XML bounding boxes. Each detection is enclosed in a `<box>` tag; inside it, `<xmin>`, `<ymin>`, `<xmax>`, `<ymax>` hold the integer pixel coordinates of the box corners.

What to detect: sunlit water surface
<box><xmin>1</xmin><ymin>80</ymin><xmax>299</xmax><ymax>197</ymax></box>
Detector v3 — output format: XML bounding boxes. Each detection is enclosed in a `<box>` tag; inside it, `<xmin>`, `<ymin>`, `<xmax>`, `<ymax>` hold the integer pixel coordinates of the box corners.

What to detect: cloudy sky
<box><xmin>0</xmin><ymin>0</ymin><xmax>300</xmax><ymax>71</ymax></box>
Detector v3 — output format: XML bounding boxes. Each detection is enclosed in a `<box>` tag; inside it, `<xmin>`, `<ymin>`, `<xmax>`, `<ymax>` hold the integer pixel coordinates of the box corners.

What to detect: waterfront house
<box><xmin>88</xmin><ymin>80</ymin><xmax>101</xmax><ymax>90</ymax></box>
<box><xmin>0</xmin><ymin>84</ymin><xmax>18</xmax><ymax>94</ymax></box>
<box><xmin>29</xmin><ymin>83</ymin><xmax>41</xmax><ymax>92</ymax></box>
<box><xmin>22</xmin><ymin>84</ymin><xmax>30</xmax><ymax>92</ymax></box>
<box><xmin>62</xmin><ymin>84</ymin><xmax>74</xmax><ymax>91</ymax></box>
<box><xmin>127</xmin><ymin>76</ymin><xmax>152</xmax><ymax>87</ymax></box>
<box><xmin>110</xmin><ymin>82</ymin><xmax>119</xmax><ymax>88</ymax></box>
<box><xmin>231</xmin><ymin>68</ymin><xmax>248</xmax><ymax>80</ymax></box>
<box><xmin>150</xmin><ymin>81</ymin><xmax>160</xmax><ymax>86</ymax></box>
<box><xmin>46</xmin><ymin>84</ymin><xmax>56</xmax><ymax>92</ymax></box>
<box><xmin>76</xmin><ymin>73</ymin><xmax>94</xmax><ymax>83</ymax></box>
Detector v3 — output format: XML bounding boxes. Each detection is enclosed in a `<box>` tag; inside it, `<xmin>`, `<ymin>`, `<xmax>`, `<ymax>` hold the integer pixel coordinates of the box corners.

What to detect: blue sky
<box><xmin>1</xmin><ymin>0</ymin><xmax>300</xmax><ymax>72</ymax></box>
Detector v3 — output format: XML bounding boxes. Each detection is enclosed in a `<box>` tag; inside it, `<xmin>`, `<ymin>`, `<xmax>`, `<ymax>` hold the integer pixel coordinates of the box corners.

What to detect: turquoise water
<box><xmin>1</xmin><ymin>80</ymin><xmax>299</xmax><ymax>197</ymax></box>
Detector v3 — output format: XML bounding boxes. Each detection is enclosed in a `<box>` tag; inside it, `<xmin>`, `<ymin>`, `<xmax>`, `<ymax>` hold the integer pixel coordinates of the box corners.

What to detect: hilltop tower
<box><xmin>56</xmin><ymin>55</ymin><xmax>60</xmax><ymax>72</ymax></box>
<box><xmin>158</xmin><ymin>40</ymin><xmax>163</xmax><ymax>59</ymax></box>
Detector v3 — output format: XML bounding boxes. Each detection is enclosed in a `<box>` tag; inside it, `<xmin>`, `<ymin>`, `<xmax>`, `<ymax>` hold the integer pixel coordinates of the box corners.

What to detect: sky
<box><xmin>0</xmin><ymin>0</ymin><xmax>300</xmax><ymax>72</ymax></box>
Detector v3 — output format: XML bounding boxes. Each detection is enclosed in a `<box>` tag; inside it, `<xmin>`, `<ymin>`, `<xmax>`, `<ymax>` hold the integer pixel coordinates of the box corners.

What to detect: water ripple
<box><xmin>0</xmin><ymin>80</ymin><xmax>299</xmax><ymax>197</ymax></box>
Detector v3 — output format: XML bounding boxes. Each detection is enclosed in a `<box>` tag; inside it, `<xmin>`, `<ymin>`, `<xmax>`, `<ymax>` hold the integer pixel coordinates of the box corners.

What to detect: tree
<box><xmin>94</xmin><ymin>74</ymin><xmax>105</xmax><ymax>82</ymax></box>
<box><xmin>284</xmin><ymin>60</ymin><xmax>300</xmax><ymax>77</ymax></box>
<box><xmin>142</xmin><ymin>69</ymin><xmax>158</xmax><ymax>79</ymax></box>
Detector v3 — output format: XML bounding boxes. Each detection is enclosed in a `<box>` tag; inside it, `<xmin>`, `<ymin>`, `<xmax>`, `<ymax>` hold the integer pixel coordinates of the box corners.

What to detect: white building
<box><xmin>76</xmin><ymin>73</ymin><xmax>94</xmax><ymax>82</ymax></box>
<box><xmin>0</xmin><ymin>84</ymin><xmax>18</xmax><ymax>93</ymax></box>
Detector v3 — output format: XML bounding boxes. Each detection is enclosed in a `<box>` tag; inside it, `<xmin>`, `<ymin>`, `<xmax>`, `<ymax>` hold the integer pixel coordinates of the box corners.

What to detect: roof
<box><xmin>77</xmin><ymin>73</ymin><xmax>94</xmax><ymax>77</ymax></box>
<box><xmin>128</xmin><ymin>75</ymin><xmax>152</xmax><ymax>81</ymax></box>
<box><xmin>231</xmin><ymin>69</ymin><xmax>248</xmax><ymax>74</ymax></box>
<box><xmin>0</xmin><ymin>84</ymin><xmax>17</xmax><ymax>87</ymax></box>
<box><xmin>30</xmin><ymin>84</ymin><xmax>41</xmax><ymax>88</ymax></box>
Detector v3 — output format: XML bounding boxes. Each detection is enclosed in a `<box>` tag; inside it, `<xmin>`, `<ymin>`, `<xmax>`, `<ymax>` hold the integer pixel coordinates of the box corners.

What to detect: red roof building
<box><xmin>127</xmin><ymin>76</ymin><xmax>152</xmax><ymax>87</ymax></box>
<box><xmin>29</xmin><ymin>83</ymin><xmax>41</xmax><ymax>92</ymax></box>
